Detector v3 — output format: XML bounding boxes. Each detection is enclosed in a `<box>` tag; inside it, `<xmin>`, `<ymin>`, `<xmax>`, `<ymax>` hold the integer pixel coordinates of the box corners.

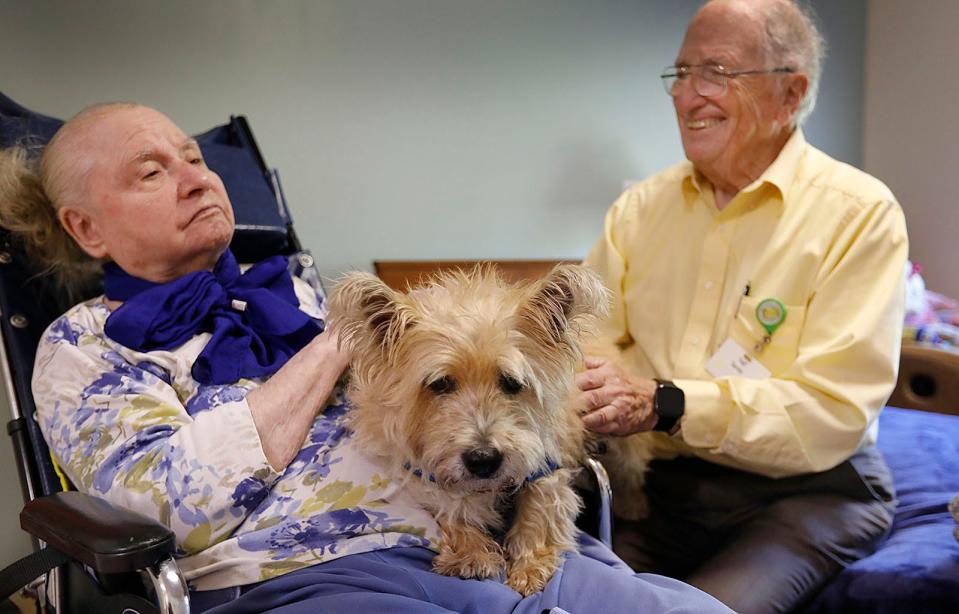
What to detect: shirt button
<box><xmin>704</xmin><ymin>281</ymin><xmax>714</xmax><ymax>290</ymax></box>
<box><xmin>691</xmin><ymin>336</ymin><xmax>701</xmax><ymax>346</ymax></box>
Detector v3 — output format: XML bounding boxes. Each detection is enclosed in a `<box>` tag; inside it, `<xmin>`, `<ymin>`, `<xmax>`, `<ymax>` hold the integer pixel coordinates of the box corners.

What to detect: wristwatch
<box><xmin>652</xmin><ymin>379</ymin><xmax>685</xmax><ymax>432</ymax></box>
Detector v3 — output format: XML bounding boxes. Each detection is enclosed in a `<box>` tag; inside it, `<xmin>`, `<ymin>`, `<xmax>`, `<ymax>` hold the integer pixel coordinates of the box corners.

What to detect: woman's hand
<box><xmin>576</xmin><ymin>356</ymin><xmax>658</xmax><ymax>436</ymax></box>
<box><xmin>246</xmin><ymin>328</ymin><xmax>352</xmax><ymax>471</ymax></box>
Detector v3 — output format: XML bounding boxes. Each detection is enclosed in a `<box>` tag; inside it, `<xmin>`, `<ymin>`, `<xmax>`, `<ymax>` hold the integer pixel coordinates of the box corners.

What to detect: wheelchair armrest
<box><xmin>20</xmin><ymin>491</ymin><xmax>175</xmax><ymax>575</ymax></box>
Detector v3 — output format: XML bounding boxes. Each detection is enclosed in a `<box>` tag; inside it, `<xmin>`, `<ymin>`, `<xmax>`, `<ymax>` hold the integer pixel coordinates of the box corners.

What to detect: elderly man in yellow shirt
<box><xmin>577</xmin><ymin>0</ymin><xmax>906</xmax><ymax>612</ymax></box>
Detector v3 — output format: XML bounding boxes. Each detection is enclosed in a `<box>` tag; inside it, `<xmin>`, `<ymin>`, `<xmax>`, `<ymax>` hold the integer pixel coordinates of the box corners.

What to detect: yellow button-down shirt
<box><xmin>584</xmin><ymin>130</ymin><xmax>908</xmax><ymax>478</ymax></box>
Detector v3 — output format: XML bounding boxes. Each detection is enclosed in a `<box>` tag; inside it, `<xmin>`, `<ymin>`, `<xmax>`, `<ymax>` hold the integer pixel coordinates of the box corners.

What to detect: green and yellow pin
<box><xmin>755</xmin><ymin>298</ymin><xmax>787</xmax><ymax>335</ymax></box>
<box><xmin>753</xmin><ymin>298</ymin><xmax>786</xmax><ymax>352</ymax></box>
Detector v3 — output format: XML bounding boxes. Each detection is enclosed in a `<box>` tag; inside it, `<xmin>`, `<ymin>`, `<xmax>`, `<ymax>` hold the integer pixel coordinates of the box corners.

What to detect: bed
<box><xmin>806</xmin><ymin>405</ymin><xmax>959</xmax><ymax>612</ymax></box>
<box><xmin>375</xmin><ymin>259</ymin><xmax>959</xmax><ymax>613</ymax></box>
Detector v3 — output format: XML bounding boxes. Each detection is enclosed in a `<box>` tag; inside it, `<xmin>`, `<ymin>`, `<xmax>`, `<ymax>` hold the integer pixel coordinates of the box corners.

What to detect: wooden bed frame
<box><xmin>889</xmin><ymin>343</ymin><xmax>959</xmax><ymax>416</ymax></box>
<box><xmin>373</xmin><ymin>259</ymin><xmax>573</xmax><ymax>291</ymax></box>
<box><xmin>373</xmin><ymin>259</ymin><xmax>959</xmax><ymax>417</ymax></box>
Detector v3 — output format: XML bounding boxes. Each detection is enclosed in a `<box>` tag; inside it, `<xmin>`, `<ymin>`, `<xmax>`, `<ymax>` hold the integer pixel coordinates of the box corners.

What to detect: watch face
<box><xmin>656</xmin><ymin>384</ymin><xmax>685</xmax><ymax>419</ymax></box>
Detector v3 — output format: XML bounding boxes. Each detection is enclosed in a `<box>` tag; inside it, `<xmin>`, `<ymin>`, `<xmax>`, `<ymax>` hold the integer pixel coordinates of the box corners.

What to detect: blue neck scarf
<box><xmin>103</xmin><ymin>250</ymin><xmax>323</xmax><ymax>385</ymax></box>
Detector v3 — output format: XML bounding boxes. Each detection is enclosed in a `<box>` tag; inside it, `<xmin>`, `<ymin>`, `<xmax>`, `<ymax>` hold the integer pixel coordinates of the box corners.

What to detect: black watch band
<box><xmin>652</xmin><ymin>379</ymin><xmax>685</xmax><ymax>432</ymax></box>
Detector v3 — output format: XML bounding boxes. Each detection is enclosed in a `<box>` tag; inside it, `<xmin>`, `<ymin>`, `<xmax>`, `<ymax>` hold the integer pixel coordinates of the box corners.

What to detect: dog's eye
<box><xmin>498</xmin><ymin>373</ymin><xmax>524</xmax><ymax>396</ymax></box>
<box><xmin>427</xmin><ymin>375</ymin><xmax>457</xmax><ymax>395</ymax></box>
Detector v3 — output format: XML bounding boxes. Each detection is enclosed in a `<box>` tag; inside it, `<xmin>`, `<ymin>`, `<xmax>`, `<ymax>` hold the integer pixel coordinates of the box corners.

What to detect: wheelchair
<box><xmin>0</xmin><ymin>93</ymin><xmax>612</xmax><ymax>613</ymax></box>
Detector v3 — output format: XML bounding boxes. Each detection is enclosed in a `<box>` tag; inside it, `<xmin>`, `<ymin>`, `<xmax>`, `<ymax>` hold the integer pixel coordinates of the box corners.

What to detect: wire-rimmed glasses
<box><xmin>660</xmin><ymin>64</ymin><xmax>796</xmax><ymax>97</ymax></box>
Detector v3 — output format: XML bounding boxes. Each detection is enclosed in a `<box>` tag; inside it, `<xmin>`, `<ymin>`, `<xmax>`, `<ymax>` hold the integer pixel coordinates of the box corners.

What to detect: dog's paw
<box><xmin>506</xmin><ymin>554</ymin><xmax>558</xmax><ymax>596</ymax></box>
<box><xmin>432</xmin><ymin>545</ymin><xmax>505</xmax><ymax>580</ymax></box>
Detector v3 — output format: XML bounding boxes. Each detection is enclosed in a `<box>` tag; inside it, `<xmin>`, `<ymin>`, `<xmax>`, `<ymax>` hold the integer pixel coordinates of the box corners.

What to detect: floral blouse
<box><xmin>32</xmin><ymin>282</ymin><xmax>440</xmax><ymax>590</ymax></box>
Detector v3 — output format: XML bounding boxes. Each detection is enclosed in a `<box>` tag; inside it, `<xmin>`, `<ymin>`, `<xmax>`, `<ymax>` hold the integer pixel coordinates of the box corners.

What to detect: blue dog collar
<box><xmin>403</xmin><ymin>462</ymin><xmax>437</xmax><ymax>483</ymax></box>
<box><xmin>525</xmin><ymin>458</ymin><xmax>561</xmax><ymax>484</ymax></box>
<box><xmin>403</xmin><ymin>458</ymin><xmax>560</xmax><ymax>485</ymax></box>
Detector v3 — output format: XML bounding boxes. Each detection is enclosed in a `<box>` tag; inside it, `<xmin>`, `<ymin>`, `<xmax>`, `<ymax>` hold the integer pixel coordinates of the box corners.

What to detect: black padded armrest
<box><xmin>20</xmin><ymin>492</ymin><xmax>175</xmax><ymax>574</ymax></box>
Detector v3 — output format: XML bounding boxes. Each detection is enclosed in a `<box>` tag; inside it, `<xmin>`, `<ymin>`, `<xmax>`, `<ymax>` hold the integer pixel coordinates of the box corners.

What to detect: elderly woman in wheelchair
<box><xmin>0</xmin><ymin>103</ymin><xmax>730</xmax><ymax>613</ymax></box>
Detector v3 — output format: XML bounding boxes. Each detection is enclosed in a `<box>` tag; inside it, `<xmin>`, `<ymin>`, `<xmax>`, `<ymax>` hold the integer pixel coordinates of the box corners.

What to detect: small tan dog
<box><xmin>330</xmin><ymin>264</ymin><xmax>607</xmax><ymax>595</ymax></box>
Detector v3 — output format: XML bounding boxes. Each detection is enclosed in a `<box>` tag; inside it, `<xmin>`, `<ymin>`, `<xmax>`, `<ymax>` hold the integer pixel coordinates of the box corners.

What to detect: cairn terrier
<box><xmin>330</xmin><ymin>264</ymin><xmax>607</xmax><ymax>595</ymax></box>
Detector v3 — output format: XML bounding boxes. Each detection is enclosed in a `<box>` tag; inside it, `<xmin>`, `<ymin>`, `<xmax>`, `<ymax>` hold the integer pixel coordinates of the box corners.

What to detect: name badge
<box><xmin>705</xmin><ymin>338</ymin><xmax>771</xmax><ymax>379</ymax></box>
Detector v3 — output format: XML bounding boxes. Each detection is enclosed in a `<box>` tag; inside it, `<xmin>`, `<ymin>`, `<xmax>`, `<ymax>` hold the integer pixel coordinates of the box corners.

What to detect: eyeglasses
<box><xmin>660</xmin><ymin>64</ymin><xmax>796</xmax><ymax>97</ymax></box>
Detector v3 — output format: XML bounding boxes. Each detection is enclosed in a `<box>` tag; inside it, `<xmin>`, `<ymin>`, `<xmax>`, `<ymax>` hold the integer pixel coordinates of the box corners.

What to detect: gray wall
<box><xmin>0</xmin><ymin>0</ymin><xmax>865</xmax><ymax>562</ymax></box>
<box><xmin>864</xmin><ymin>0</ymin><xmax>959</xmax><ymax>299</ymax></box>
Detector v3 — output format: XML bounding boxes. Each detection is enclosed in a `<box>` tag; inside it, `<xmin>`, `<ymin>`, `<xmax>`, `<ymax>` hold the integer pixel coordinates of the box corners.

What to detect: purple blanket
<box><xmin>806</xmin><ymin>407</ymin><xmax>959</xmax><ymax>613</ymax></box>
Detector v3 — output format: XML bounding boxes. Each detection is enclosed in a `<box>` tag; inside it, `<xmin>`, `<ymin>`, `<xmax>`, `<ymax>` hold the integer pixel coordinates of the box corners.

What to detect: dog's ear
<box><xmin>518</xmin><ymin>264</ymin><xmax>609</xmax><ymax>349</ymax></box>
<box><xmin>328</xmin><ymin>272</ymin><xmax>416</xmax><ymax>359</ymax></box>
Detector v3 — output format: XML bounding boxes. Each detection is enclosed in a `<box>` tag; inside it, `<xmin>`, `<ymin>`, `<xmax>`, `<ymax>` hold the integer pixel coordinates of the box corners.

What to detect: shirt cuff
<box><xmin>672</xmin><ymin>378</ymin><xmax>732</xmax><ymax>449</ymax></box>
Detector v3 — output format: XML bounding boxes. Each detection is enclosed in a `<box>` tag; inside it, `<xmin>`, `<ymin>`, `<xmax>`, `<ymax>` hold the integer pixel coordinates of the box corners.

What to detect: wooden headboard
<box><xmin>889</xmin><ymin>344</ymin><xmax>959</xmax><ymax>416</ymax></box>
<box><xmin>372</xmin><ymin>259</ymin><xmax>578</xmax><ymax>291</ymax></box>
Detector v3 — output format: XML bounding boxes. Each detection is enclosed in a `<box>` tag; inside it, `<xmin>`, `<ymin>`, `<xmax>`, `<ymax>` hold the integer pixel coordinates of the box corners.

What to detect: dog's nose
<box><xmin>462</xmin><ymin>447</ymin><xmax>503</xmax><ymax>479</ymax></box>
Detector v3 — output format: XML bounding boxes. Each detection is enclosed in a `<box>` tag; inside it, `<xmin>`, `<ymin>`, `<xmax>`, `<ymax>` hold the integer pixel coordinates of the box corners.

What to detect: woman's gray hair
<box><xmin>761</xmin><ymin>0</ymin><xmax>827</xmax><ymax>126</ymax></box>
<box><xmin>0</xmin><ymin>102</ymin><xmax>138</xmax><ymax>300</ymax></box>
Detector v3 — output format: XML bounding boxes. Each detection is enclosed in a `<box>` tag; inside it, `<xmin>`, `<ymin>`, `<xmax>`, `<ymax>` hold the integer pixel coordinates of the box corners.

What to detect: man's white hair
<box><xmin>759</xmin><ymin>0</ymin><xmax>827</xmax><ymax>126</ymax></box>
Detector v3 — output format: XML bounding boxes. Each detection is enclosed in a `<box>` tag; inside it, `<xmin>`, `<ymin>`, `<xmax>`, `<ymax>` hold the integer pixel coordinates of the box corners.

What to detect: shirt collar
<box><xmin>682</xmin><ymin>129</ymin><xmax>808</xmax><ymax>207</ymax></box>
<box><xmin>743</xmin><ymin>128</ymin><xmax>806</xmax><ymax>200</ymax></box>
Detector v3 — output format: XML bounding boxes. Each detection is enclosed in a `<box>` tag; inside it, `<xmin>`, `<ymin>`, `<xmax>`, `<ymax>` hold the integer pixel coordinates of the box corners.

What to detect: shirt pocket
<box><xmin>728</xmin><ymin>296</ymin><xmax>806</xmax><ymax>375</ymax></box>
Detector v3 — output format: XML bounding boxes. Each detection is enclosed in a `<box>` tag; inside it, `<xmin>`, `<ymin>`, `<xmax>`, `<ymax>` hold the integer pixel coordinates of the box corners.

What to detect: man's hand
<box><xmin>576</xmin><ymin>356</ymin><xmax>658</xmax><ymax>436</ymax></box>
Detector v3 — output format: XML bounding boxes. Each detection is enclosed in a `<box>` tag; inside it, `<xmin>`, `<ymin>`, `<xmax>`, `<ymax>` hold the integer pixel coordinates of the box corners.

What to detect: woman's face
<box><xmin>58</xmin><ymin>106</ymin><xmax>235</xmax><ymax>283</ymax></box>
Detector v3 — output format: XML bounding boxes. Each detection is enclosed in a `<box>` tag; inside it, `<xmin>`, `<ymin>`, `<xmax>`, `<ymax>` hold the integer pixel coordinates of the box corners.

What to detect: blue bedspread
<box><xmin>806</xmin><ymin>406</ymin><xmax>959</xmax><ymax>613</ymax></box>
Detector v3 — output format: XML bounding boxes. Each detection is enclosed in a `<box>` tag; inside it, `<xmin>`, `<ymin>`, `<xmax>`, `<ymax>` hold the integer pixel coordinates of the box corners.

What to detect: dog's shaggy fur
<box><xmin>330</xmin><ymin>264</ymin><xmax>607</xmax><ymax>595</ymax></box>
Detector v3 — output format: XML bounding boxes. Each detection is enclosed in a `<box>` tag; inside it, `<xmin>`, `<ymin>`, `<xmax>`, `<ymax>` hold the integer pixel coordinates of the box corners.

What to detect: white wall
<box><xmin>0</xmin><ymin>0</ymin><xmax>865</xmax><ymax>563</ymax></box>
<box><xmin>864</xmin><ymin>0</ymin><xmax>959</xmax><ymax>299</ymax></box>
